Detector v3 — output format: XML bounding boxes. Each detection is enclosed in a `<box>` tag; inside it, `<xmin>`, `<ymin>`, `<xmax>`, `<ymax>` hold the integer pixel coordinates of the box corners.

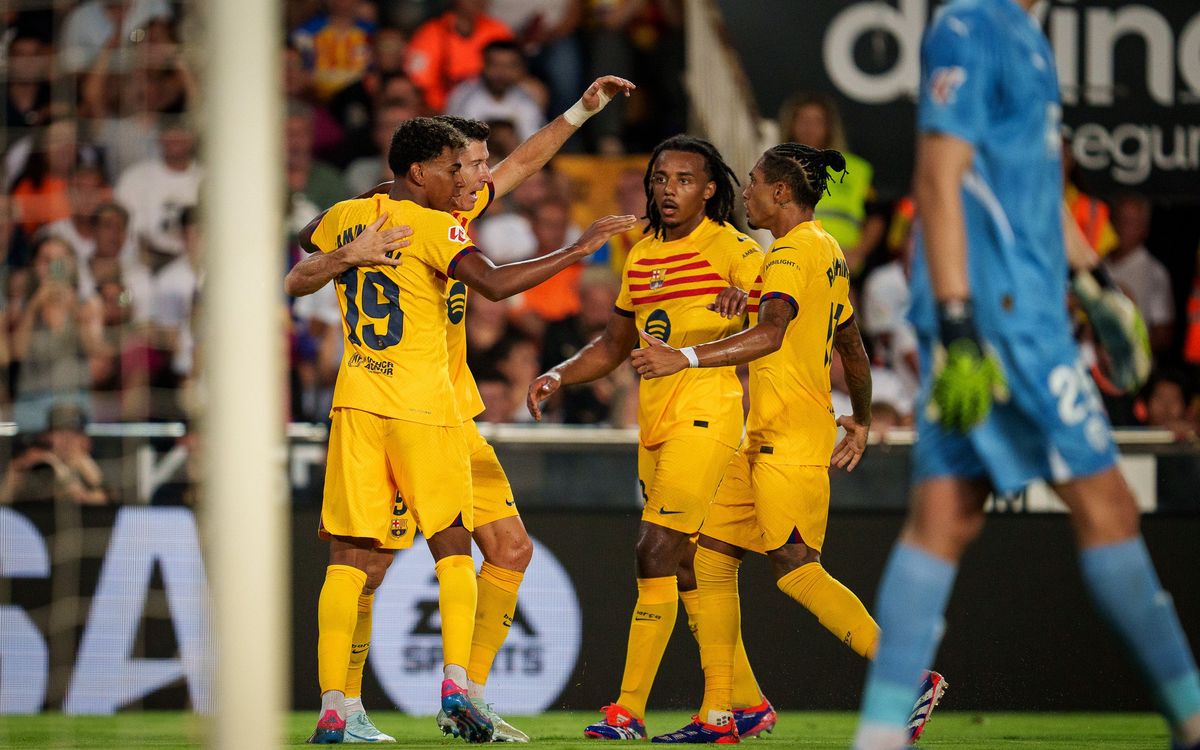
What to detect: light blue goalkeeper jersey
<box><xmin>908</xmin><ymin>0</ymin><xmax>1067</xmax><ymax>339</ymax></box>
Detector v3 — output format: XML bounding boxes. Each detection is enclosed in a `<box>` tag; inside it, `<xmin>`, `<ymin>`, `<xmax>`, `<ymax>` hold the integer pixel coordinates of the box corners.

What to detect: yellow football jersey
<box><xmin>746</xmin><ymin>220</ymin><xmax>853</xmax><ymax>465</ymax></box>
<box><xmin>445</xmin><ymin>182</ymin><xmax>495</xmax><ymax>422</ymax></box>
<box><xmin>616</xmin><ymin>217</ymin><xmax>764</xmax><ymax>448</ymax></box>
<box><xmin>311</xmin><ymin>194</ymin><xmax>479</xmax><ymax>426</ymax></box>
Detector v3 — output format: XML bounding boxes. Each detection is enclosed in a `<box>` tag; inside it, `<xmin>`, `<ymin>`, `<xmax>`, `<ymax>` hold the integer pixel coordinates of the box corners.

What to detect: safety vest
<box><xmin>815</xmin><ymin>151</ymin><xmax>873</xmax><ymax>255</ymax></box>
<box><xmin>1066</xmin><ymin>185</ymin><xmax>1118</xmax><ymax>256</ymax></box>
<box><xmin>1184</xmin><ymin>258</ymin><xmax>1200</xmax><ymax>365</ymax></box>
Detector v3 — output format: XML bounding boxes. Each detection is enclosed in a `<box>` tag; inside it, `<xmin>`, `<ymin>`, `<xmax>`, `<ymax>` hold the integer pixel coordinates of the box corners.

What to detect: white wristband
<box><xmin>680</xmin><ymin>346</ymin><xmax>700</xmax><ymax>368</ymax></box>
<box><xmin>562</xmin><ymin>88</ymin><xmax>613</xmax><ymax>127</ymax></box>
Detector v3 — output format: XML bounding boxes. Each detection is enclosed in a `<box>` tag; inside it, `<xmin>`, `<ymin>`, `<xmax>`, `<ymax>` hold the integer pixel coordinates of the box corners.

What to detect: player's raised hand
<box><xmin>338</xmin><ymin>214</ymin><xmax>413</xmax><ymax>267</ymax></box>
<box><xmin>581</xmin><ymin>75</ymin><xmax>636</xmax><ymax>112</ymax></box>
<box><xmin>832</xmin><ymin>415</ymin><xmax>869</xmax><ymax>472</ymax></box>
<box><xmin>527</xmin><ymin>372</ymin><xmax>562</xmax><ymax>421</ymax></box>
<box><xmin>630</xmin><ymin>330</ymin><xmax>687</xmax><ymax>379</ymax></box>
<box><xmin>926</xmin><ymin>301</ymin><xmax>1009</xmax><ymax>431</ymax></box>
<box><xmin>707</xmin><ymin>287</ymin><xmax>748</xmax><ymax>319</ymax></box>
<box><xmin>574</xmin><ymin>215</ymin><xmax>639</xmax><ymax>256</ymax></box>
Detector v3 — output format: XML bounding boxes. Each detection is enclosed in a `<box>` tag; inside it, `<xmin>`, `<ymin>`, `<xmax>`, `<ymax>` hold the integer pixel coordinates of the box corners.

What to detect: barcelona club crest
<box><xmin>649</xmin><ymin>268</ymin><xmax>666</xmax><ymax>290</ymax></box>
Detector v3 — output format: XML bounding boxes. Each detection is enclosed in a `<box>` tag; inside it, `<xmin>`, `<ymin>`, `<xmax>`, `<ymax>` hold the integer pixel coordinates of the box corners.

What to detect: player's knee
<box><xmin>635</xmin><ymin>527</ymin><xmax>687</xmax><ymax>578</ymax></box>
<box><xmin>484</xmin><ymin>531</ymin><xmax>533</xmax><ymax>572</ymax></box>
<box><xmin>768</xmin><ymin>543</ymin><xmax>820</xmax><ymax>579</ymax></box>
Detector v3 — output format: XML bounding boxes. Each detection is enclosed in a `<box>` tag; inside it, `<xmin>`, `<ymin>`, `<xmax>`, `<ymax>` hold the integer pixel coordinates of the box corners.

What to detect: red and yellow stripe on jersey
<box><xmin>746</xmin><ymin>220</ymin><xmax>854</xmax><ymax>465</ymax></box>
<box><xmin>444</xmin><ymin>182</ymin><xmax>496</xmax><ymax>422</ymax></box>
<box><xmin>311</xmin><ymin>194</ymin><xmax>479</xmax><ymax>426</ymax></box>
<box><xmin>616</xmin><ymin>217</ymin><xmax>764</xmax><ymax>449</ymax></box>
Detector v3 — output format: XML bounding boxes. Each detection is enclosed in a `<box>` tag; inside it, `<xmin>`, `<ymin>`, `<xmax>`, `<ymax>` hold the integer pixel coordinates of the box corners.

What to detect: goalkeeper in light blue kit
<box><xmin>851</xmin><ymin>0</ymin><xmax>1200</xmax><ymax>748</ymax></box>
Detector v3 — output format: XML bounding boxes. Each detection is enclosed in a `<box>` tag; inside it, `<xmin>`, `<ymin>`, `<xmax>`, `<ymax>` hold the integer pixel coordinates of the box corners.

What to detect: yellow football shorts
<box><xmin>464</xmin><ymin>419</ymin><xmax>519</xmax><ymax>527</ymax></box>
<box><xmin>639</xmin><ymin>433</ymin><xmax>737</xmax><ymax>534</ymax></box>
<box><xmin>320</xmin><ymin>407</ymin><xmax>472</xmax><ymax>549</ymax></box>
<box><xmin>701</xmin><ymin>450</ymin><xmax>830</xmax><ymax>554</ymax></box>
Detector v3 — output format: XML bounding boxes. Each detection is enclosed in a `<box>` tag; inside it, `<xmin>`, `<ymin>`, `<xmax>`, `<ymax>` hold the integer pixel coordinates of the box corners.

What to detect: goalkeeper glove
<box><xmin>927</xmin><ymin>300</ymin><xmax>1009</xmax><ymax>432</ymax></box>
<box><xmin>1071</xmin><ymin>266</ymin><xmax>1151</xmax><ymax>394</ymax></box>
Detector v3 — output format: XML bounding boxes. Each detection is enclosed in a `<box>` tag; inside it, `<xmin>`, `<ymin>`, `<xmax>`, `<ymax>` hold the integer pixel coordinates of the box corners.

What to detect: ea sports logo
<box><xmin>645</xmin><ymin>309</ymin><xmax>671</xmax><ymax>343</ymax></box>
<box><xmin>370</xmin><ymin>535</ymin><xmax>581</xmax><ymax>714</ymax></box>
<box><xmin>447</xmin><ymin>282</ymin><xmax>467</xmax><ymax>325</ymax></box>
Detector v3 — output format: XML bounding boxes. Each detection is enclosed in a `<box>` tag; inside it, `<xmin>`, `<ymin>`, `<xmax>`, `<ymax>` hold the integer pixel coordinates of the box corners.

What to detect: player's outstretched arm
<box><xmin>630</xmin><ymin>297</ymin><xmax>792</xmax><ymax>379</ymax></box>
<box><xmin>527</xmin><ymin>313</ymin><xmax>639</xmax><ymax>421</ymax></box>
<box><xmin>454</xmin><ymin>214</ymin><xmax>637</xmax><ymax>301</ymax></box>
<box><xmin>284</xmin><ymin>215</ymin><xmax>411</xmax><ymax>297</ymax></box>
<box><xmin>831</xmin><ymin>316</ymin><xmax>872</xmax><ymax>471</ymax></box>
<box><xmin>491</xmin><ymin>75</ymin><xmax>635</xmax><ymax>199</ymax></box>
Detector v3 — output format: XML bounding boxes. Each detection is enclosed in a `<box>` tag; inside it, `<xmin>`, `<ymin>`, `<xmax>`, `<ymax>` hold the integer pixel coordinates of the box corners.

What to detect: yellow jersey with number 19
<box><xmin>616</xmin><ymin>217</ymin><xmax>765</xmax><ymax>449</ymax></box>
<box><xmin>311</xmin><ymin>194</ymin><xmax>479</xmax><ymax>426</ymax></box>
<box><xmin>746</xmin><ymin>220</ymin><xmax>853</xmax><ymax>465</ymax></box>
<box><xmin>445</xmin><ymin>182</ymin><xmax>495</xmax><ymax>423</ymax></box>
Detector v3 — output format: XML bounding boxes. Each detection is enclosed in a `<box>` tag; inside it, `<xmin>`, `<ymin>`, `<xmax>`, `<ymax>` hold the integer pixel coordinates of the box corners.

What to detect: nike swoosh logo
<box><xmin>634</xmin><ymin>616</ymin><xmax>660</xmax><ymax>621</ymax></box>
<box><xmin>504</xmin><ymin>499</ymin><xmax>515</xmax><ymax>506</ymax></box>
<box><xmin>658</xmin><ymin>508</ymin><xmax>684</xmax><ymax>515</ymax></box>
<box><xmin>351</xmin><ymin>648</ymin><xmax>368</xmax><ymax>655</ymax></box>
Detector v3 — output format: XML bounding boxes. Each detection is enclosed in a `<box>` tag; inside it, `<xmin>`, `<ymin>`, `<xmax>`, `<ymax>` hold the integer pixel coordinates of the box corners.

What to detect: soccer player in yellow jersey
<box><xmin>527</xmin><ymin>135</ymin><xmax>773</xmax><ymax>741</ymax></box>
<box><xmin>292</xmin><ymin>77</ymin><xmax>634</xmax><ymax>743</ymax></box>
<box><xmin>633</xmin><ymin>143</ymin><xmax>922</xmax><ymax>743</ymax></box>
<box><xmin>285</xmin><ymin>117</ymin><xmax>635</xmax><ymax>744</ymax></box>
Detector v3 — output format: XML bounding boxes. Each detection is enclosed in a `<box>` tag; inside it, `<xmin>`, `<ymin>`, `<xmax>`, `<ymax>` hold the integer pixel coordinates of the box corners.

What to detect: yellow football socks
<box><xmin>435</xmin><ymin>555</ymin><xmax>479</xmax><ymax>671</ymax></box>
<box><xmin>467</xmin><ymin>561</ymin><xmax>524</xmax><ymax>686</ymax></box>
<box><xmin>343</xmin><ymin>592</ymin><xmax>374</xmax><ymax>699</ymax></box>
<box><xmin>616</xmin><ymin>575</ymin><xmax>679</xmax><ymax>719</ymax></box>
<box><xmin>695</xmin><ymin>548</ymin><xmax>741</xmax><ymax>717</ymax></box>
<box><xmin>317</xmin><ymin>565</ymin><xmax>367</xmax><ymax>694</ymax></box>
<box><xmin>681</xmin><ymin>585</ymin><xmax>762</xmax><ymax>708</ymax></box>
<box><xmin>777</xmin><ymin>561</ymin><xmax>880</xmax><ymax>658</ymax></box>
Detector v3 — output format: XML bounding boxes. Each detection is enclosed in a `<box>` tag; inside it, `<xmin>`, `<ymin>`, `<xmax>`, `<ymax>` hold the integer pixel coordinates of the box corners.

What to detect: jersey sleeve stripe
<box><xmin>760</xmin><ymin>291</ymin><xmax>799</xmax><ymax>317</ymax></box>
<box><xmin>447</xmin><ymin>246</ymin><xmax>480</xmax><ymax>278</ymax></box>
<box><xmin>627</xmin><ymin>260</ymin><xmax>710</xmax><ymax>277</ymax></box>
<box><xmin>633</xmin><ymin>251</ymin><xmax>698</xmax><ymax>266</ymax></box>
<box><xmin>613</xmin><ymin>305</ymin><xmax>634</xmax><ymax>318</ymax></box>
<box><xmin>629</xmin><ymin>286</ymin><xmax>728</xmax><ymax>306</ymax></box>
<box><xmin>627</xmin><ymin>273</ymin><xmax>723</xmax><ymax>291</ymax></box>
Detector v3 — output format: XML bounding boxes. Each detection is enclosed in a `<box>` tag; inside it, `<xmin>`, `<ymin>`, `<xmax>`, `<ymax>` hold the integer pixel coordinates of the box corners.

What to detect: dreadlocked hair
<box><xmin>760</xmin><ymin>142</ymin><xmax>848</xmax><ymax>209</ymax></box>
<box><xmin>644</xmin><ymin>134</ymin><xmax>740</xmax><ymax>239</ymax></box>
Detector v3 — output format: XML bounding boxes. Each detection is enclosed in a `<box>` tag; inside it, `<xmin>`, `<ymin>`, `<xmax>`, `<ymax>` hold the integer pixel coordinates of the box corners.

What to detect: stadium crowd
<box><xmin>2</xmin><ymin>0</ymin><xmax>1199</xmax><ymax>505</ymax></box>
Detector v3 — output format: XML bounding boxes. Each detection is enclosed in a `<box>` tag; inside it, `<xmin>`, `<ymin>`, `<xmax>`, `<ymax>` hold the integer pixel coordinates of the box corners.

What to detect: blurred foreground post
<box><xmin>201</xmin><ymin>0</ymin><xmax>287</xmax><ymax>747</ymax></box>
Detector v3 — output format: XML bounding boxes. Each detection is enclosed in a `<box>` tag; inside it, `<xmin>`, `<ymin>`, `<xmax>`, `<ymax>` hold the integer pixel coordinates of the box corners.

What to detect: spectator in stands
<box><xmin>493</xmin><ymin>332</ymin><xmax>542</xmax><ymax>423</ymax></box>
<box><xmin>285</xmin><ymin>100</ymin><xmax>348</xmax><ymax>235</ymax></box>
<box><xmin>5</xmin><ymin>32</ymin><xmax>53</xmax><ymax>132</ymax></box>
<box><xmin>58</xmin><ymin>0</ymin><xmax>173</xmax><ymax>75</ymax></box>
<box><xmin>446</xmin><ymin>40</ymin><xmax>546</xmax><ymax>142</ymax></box>
<box><xmin>9</xmin><ymin>119</ymin><xmax>98</xmax><ymax>235</ymax></box>
<box><xmin>0</xmin><ymin>402</ymin><xmax>110</xmax><ymax>504</ymax></box>
<box><xmin>290</xmin><ymin>0</ymin><xmax>376</xmax><ymax>101</ymax></box>
<box><xmin>342</xmin><ymin>97</ymin><xmax>420</xmax><ymax>195</ymax></box>
<box><xmin>475</xmin><ymin>168</ymin><xmax>576</xmax><ymax>262</ymax></box>
<box><xmin>405</xmin><ymin>0</ymin><xmax>513</xmax><ymax>111</ymax></box>
<box><xmin>603</xmin><ymin>166</ymin><xmax>651</xmax><ymax>275</ymax></box>
<box><xmin>476</xmin><ymin>376</ymin><xmax>517</xmax><ymax>424</ymax></box>
<box><xmin>89</xmin><ymin>202</ymin><xmax>151</xmax><ymax>320</ymax></box>
<box><xmin>10</xmin><ymin>238</ymin><xmax>103</xmax><ymax>432</ymax></box>
<box><xmin>489</xmin><ymin>0</ymin><xmax>584</xmax><ymax>118</ymax></box>
<box><xmin>540</xmin><ymin>268</ymin><xmax>634</xmax><ymax>424</ymax></box>
<box><xmin>860</xmin><ymin>213</ymin><xmax>918</xmax><ymax>411</ymax></box>
<box><xmin>114</xmin><ymin>116</ymin><xmax>202</xmax><ymax>261</ymax></box>
<box><xmin>37</xmin><ymin>164</ymin><xmax>110</xmax><ymax>279</ymax></box>
<box><xmin>511</xmin><ymin>199</ymin><xmax>583</xmax><ymax>335</ymax></box>
<box><xmin>1063</xmin><ymin>142</ymin><xmax>1117</xmax><ymax>256</ymax></box>
<box><xmin>465</xmin><ymin>294</ymin><xmax>516</xmax><ymax>377</ymax></box>
<box><xmin>1104</xmin><ymin>194</ymin><xmax>1174</xmax><ymax>358</ymax></box>
<box><xmin>1140</xmin><ymin>369</ymin><xmax>1196</xmax><ymax>442</ymax></box>
<box><xmin>779</xmin><ymin>92</ymin><xmax>884</xmax><ymax>275</ymax></box>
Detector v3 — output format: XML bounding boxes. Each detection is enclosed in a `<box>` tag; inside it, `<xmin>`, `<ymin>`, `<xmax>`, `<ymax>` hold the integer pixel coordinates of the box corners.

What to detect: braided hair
<box><xmin>760</xmin><ymin>143</ymin><xmax>848</xmax><ymax>209</ymax></box>
<box><xmin>644</xmin><ymin>135</ymin><xmax>740</xmax><ymax>239</ymax></box>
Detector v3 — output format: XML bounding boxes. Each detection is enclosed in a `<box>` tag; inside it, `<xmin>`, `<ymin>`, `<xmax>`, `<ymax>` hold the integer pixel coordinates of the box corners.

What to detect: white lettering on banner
<box><xmin>0</xmin><ymin>509</ymin><xmax>49</xmax><ymax>713</ymax></box>
<box><xmin>136</xmin><ymin>443</ymin><xmax>188</xmax><ymax>503</ymax></box>
<box><xmin>370</xmin><ymin>536</ymin><xmax>581</xmax><ymax>714</ymax></box>
<box><xmin>64</xmin><ymin>508</ymin><xmax>212</xmax><ymax>714</ymax></box>
<box><xmin>1069</xmin><ymin>123</ymin><xmax>1200</xmax><ymax>185</ymax></box>
<box><xmin>826</xmin><ymin>1</ymin><xmax>1200</xmax><ymax>107</ymax></box>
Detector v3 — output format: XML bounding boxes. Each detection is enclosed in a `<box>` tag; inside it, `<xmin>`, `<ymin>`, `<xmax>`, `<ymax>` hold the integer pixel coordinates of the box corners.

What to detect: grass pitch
<box><xmin>0</xmin><ymin>711</ymin><xmax>1172</xmax><ymax>748</ymax></box>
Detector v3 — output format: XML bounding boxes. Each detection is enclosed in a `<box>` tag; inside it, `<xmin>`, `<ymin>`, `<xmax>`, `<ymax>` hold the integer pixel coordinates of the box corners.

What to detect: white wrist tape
<box><xmin>563</xmin><ymin>88</ymin><xmax>613</xmax><ymax>127</ymax></box>
<box><xmin>680</xmin><ymin>346</ymin><xmax>700</xmax><ymax>368</ymax></box>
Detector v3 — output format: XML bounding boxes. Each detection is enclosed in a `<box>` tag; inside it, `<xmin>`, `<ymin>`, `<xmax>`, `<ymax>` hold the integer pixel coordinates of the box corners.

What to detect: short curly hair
<box><xmin>434</xmin><ymin>115</ymin><xmax>491</xmax><ymax>142</ymax></box>
<box><xmin>388</xmin><ymin>117</ymin><xmax>468</xmax><ymax>177</ymax></box>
